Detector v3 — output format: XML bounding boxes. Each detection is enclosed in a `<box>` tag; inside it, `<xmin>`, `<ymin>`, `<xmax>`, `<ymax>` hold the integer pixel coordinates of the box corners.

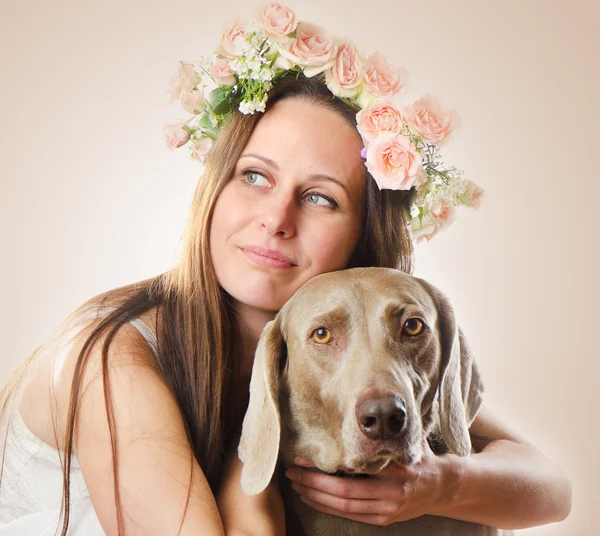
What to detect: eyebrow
<box><xmin>383</xmin><ymin>302</ymin><xmax>427</xmax><ymax>321</ymax></box>
<box><xmin>240</xmin><ymin>152</ymin><xmax>350</xmax><ymax>197</ymax></box>
<box><xmin>307</xmin><ymin>307</ymin><xmax>351</xmax><ymax>331</ymax></box>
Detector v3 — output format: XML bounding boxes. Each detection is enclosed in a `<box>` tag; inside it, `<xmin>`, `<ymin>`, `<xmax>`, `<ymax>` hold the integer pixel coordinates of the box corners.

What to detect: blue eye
<box><xmin>243</xmin><ymin>170</ymin><xmax>269</xmax><ymax>186</ymax></box>
<box><xmin>305</xmin><ymin>192</ymin><xmax>337</xmax><ymax>208</ymax></box>
<box><xmin>241</xmin><ymin>170</ymin><xmax>338</xmax><ymax>209</ymax></box>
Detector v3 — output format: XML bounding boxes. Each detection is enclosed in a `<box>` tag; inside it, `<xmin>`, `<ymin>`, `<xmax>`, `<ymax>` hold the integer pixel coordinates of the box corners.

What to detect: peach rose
<box><xmin>404</xmin><ymin>95</ymin><xmax>455</xmax><ymax>143</ymax></box>
<box><xmin>179</xmin><ymin>90</ymin><xmax>205</xmax><ymax>114</ymax></box>
<box><xmin>163</xmin><ymin>123</ymin><xmax>190</xmax><ymax>150</ymax></box>
<box><xmin>365</xmin><ymin>132</ymin><xmax>423</xmax><ymax>190</ymax></box>
<box><xmin>325</xmin><ymin>41</ymin><xmax>362</xmax><ymax>98</ymax></box>
<box><xmin>415</xmin><ymin>181</ymin><xmax>428</xmax><ymax>199</ymax></box>
<box><xmin>465</xmin><ymin>181</ymin><xmax>485</xmax><ymax>209</ymax></box>
<box><xmin>257</xmin><ymin>2</ymin><xmax>297</xmax><ymax>40</ymax></box>
<box><xmin>429</xmin><ymin>197</ymin><xmax>457</xmax><ymax>226</ymax></box>
<box><xmin>279</xmin><ymin>23</ymin><xmax>339</xmax><ymax>77</ymax></box>
<box><xmin>216</xmin><ymin>19</ymin><xmax>247</xmax><ymax>58</ymax></box>
<box><xmin>210</xmin><ymin>59</ymin><xmax>236</xmax><ymax>86</ymax></box>
<box><xmin>356</xmin><ymin>102</ymin><xmax>404</xmax><ymax>145</ymax></box>
<box><xmin>363</xmin><ymin>52</ymin><xmax>407</xmax><ymax>97</ymax></box>
<box><xmin>410</xmin><ymin>216</ymin><xmax>439</xmax><ymax>243</ymax></box>
<box><xmin>168</xmin><ymin>62</ymin><xmax>199</xmax><ymax>104</ymax></box>
<box><xmin>190</xmin><ymin>137</ymin><xmax>213</xmax><ymax>164</ymax></box>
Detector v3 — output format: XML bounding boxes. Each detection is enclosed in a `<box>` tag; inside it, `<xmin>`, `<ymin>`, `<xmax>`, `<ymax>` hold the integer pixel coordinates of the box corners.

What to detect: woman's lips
<box><xmin>240</xmin><ymin>246</ymin><xmax>296</xmax><ymax>269</ymax></box>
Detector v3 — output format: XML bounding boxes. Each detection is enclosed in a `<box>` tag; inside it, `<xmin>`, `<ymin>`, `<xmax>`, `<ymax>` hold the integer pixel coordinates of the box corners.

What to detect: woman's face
<box><xmin>210</xmin><ymin>98</ymin><xmax>366</xmax><ymax>313</ymax></box>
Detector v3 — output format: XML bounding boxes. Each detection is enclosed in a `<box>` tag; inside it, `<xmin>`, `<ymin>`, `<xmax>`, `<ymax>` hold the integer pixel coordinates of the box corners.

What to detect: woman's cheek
<box><xmin>310</xmin><ymin>224</ymin><xmax>358</xmax><ymax>269</ymax></box>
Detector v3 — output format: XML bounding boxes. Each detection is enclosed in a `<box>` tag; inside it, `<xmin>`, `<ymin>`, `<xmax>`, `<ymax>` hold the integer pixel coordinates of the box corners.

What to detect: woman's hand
<box><xmin>285</xmin><ymin>405</ymin><xmax>572</xmax><ymax>530</ymax></box>
<box><xmin>285</xmin><ymin>442</ymin><xmax>455</xmax><ymax>527</ymax></box>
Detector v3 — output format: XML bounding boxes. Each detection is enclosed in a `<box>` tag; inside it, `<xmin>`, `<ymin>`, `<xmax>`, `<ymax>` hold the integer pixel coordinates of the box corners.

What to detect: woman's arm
<box><xmin>429</xmin><ymin>404</ymin><xmax>572</xmax><ymax>528</ymax></box>
<box><xmin>285</xmin><ymin>404</ymin><xmax>571</xmax><ymax>529</ymax></box>
<box><xmin>71</xmin><ymin>324</ymin><xmax>227</xmax><ymax>535</ymax></box>
<box><xmin>217</xmin><ymin>452</ymin><xmax>286</xmax><ymax>536</ymax></box>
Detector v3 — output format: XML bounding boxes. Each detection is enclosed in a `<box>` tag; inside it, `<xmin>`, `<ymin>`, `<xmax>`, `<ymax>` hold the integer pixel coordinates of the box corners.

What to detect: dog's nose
<box><xmin>355</xmin><ymin>395</ymin><xmax>406</xmax><ymax>440</ymax></box>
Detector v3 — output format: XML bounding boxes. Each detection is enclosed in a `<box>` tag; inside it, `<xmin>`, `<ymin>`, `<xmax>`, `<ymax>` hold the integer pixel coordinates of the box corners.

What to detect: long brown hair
<box><xmin>0</xmin><ymin>73</ymin><xmax>415</xmax><ymax>535</ymax></box>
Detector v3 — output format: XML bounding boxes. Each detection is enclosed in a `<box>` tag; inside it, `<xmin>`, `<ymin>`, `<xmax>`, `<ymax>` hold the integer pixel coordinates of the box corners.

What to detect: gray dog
<box><xmin>239</xmin><ymin>267</ymin><xmax>508</xmax><ymax>536</ymax></box>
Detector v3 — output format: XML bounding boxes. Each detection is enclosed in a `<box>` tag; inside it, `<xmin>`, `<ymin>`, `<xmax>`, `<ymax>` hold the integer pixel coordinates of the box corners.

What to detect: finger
<box><xmin>294</xmin><ymin>456</ymin><xmax>317</xmax><ymax>467</ymax></box>
<box><xmin>286</xmin><ymin>469</ymin><xmax>400</xmax><ymax>500</ymax></box>
<box><xmin>377</xmin><ymin>461</ymin><xmax>413</xmax><ymax>479</ymax></box>
<box><xmin>285</xmin><ymin>468</ymin><xmax>383</xmax><ymax>499</ymax></box>
<box><xmin>292</xmin><ymin>482</ymin><xmax>396</xmax><ymax>516</ymax></box>
<box><xmin>299</xmin><ymin>495</ymin><xmax>393</xmax><ymax>527</ymax></box>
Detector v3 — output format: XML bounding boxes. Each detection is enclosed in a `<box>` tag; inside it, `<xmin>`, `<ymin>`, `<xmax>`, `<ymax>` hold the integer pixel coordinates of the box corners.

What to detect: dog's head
<box><xmin>238</xmin><ymin>267</ymin><xmax>484</xmax><ymax>495</ymax></box>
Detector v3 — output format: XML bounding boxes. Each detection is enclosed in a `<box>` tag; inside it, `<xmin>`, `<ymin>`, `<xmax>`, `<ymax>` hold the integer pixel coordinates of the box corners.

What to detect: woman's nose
<box><xmin>260</xmin><ymin>194</ymin><xmax>298</xmax><ymax>238</ymax></box>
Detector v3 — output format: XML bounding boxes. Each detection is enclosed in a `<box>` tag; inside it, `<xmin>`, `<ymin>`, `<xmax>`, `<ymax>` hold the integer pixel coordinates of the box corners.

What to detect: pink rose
<box><xmin>216</xmin><ymin>19</ymin><xmax>247</xmax><ymax>58</ymax></box>
<box><xmin>179</xmin><ymin>90</ymin><xmax>205</xmax><ymax>114</ymax></box>
<box><xmin>410</xmin><ymin>197</ymin><xmax>456</xmax><ymax>243</ymax></box>
<box><xmin>363</xmin><ymin>52</ymin><xmax>407</xmax><ymax>97</ymax></box>
<box><xmin>415</xmin><ymin>182</ymin><xmax>428</xmax><ymax>199</ymax></box>
<box><xmin>356</xmin><ymin>101</ymin><xmax>404</xmax><ymax>145</ymax></box>
<box><xmin>410</xmin><ymin>217</ymin><xmax>439</xmax><ymax>243</ymax></box>
<box><xmin>404</xmin><ymin>95</ymin><xmax>455</xmax><ymax>143</ymax></box>
<box><xmin>465</xmin><ymin>181</ymin><xmax>485</xmax><ymax>209</ymax></box>
<box><xmin>279</xmin><ymin>23</ymin><xmax>339</xmax><ymax>77</ymax></box>
<box><xmin>365</xmin><ymin>132</ymin><xmax>423</xmax><ymax>190</ymax></box>
<box><xmin>210</xmin><ymin>59</ymin><xmax>236</xmax><ymax>86</ymax></box>
<box><xmin>429</xmin><ymin>197</ymin><xmax>457</xmax><ymax>225</ymax></box>
<box><xmin>325</xmin><ymin>41</ymin><xmax>363</xmax><ymax>98</ymax></box>
<box><xmin>257</xmin><ymin>3</ymin><xmax>297</xmax><ymax>40</ymax></box>
<box><xmin>190</xmin><ymin>137</ymin><xmax>213</xmax><ymax>164</ymax></box>
<box><xmin>168</xmin><ymin>62</ymin><xmax>199</xmax><ymax>104</ymax></box>
<box><xmin>163</xmin><ymin>123</ymin><xmax>190</xmax><ymax>150</ymax></box>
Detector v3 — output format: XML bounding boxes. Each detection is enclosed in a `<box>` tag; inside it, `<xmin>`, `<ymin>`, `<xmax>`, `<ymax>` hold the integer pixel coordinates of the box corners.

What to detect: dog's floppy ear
<box><xmin>421</xmin><ymin>281</ymin><xmax>484</xmax><ymax>456</ymax></box>
<box><xmin>238</xmin><ymin>315</ymin><xmax>284</xmax><ymax>495</ymax></box>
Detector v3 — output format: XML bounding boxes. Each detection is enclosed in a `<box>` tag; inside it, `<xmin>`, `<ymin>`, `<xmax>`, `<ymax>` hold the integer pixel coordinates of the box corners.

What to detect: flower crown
<box><xmin>163</xmin><ymin>2</ymin><xmax>484</xmax><ymax>243</ymax></box>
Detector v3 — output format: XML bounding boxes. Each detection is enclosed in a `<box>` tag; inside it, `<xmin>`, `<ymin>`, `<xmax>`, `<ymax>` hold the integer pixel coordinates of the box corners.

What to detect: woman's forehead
<box><xmin>241</xmin><ymin>99</ymin><xmax>365</xmax><ymax>185</ymax></box>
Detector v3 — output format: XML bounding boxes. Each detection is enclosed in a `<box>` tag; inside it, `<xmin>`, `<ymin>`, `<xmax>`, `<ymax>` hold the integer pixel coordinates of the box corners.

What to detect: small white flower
<box><xmin>229</xmin><ymin>59</ymin><xmax>245</xmax><ymax>75</ymax></box>
<box><xmin>248</xmin><ymin>59</ymin><xmax>262</xmax><ymax>72</ymax></box>
<box><xmin>233</xmin><ymin>36</ymin><xmax>249</xmax><ymax>56</ymax></box>
<box><xmin>244</xmin><ymin>47</ymin><xmax>258</xmax><ymax>61</ymax></box>
<box><xmin>260</xmin><ymin>69</ymin><xmax>274</xmax><ymax>81</ymax></box>
<box><xmin>239</xmin><ymin>100</ymin><xmax>256</xmax><ymax>114</ymax></box>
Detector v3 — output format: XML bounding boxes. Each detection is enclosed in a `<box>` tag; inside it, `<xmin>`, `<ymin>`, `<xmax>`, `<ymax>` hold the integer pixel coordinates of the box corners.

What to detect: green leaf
<box><xmin>198</xmin><ymin>112</ymin><xmax>213</xmax><ymax>130</ymax></box>
<box><xmin>214</xmin><ymin>99</ymin><xmax>233</xmax><ymax>116</ymax></box>
<box><xmin>195</xmin><ymin>113</ymin><xmax>218</xmax><ymax>138</ymax></box>
<box><xmin>206</xmin><ymin>87</ymin><xmax>229</xmax><ymax>111</ymax></box>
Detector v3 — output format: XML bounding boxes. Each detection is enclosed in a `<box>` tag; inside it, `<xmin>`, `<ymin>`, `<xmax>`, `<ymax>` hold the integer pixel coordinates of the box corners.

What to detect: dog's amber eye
<box><xmin>311</xmin><ymin>327</ymin><xmax>332</xmax><ymax>344</ymax></box>
<box><xmin>403</xmin><ymin>318</ymin><xmax>423</xmax><ymax>336</ymax></box>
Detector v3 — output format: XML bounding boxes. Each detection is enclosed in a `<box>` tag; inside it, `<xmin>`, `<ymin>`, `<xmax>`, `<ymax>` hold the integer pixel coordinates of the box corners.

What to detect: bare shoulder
<box><xmin>20</xmin><ymin>310</ymin><xmax>227</xmax><ymax>535</ymax></box>
<box><xmin>18</xmin><ymin>308</ymin><xmax>160</xmax><ymax>449</ymax></box>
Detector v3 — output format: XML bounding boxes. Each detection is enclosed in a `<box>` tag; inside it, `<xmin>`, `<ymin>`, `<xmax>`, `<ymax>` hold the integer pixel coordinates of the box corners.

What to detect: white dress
<box><xmin>0</xmin><ymin>309</ymin><xmax>159</xmax><ymax>535</ymax></box>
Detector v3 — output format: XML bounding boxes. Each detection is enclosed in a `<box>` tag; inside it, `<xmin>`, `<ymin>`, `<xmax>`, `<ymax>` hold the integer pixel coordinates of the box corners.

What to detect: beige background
<box><xmin>1</xmin><ymin>0</ymin><xmax>598</xmax><ymax>533</ymax></box>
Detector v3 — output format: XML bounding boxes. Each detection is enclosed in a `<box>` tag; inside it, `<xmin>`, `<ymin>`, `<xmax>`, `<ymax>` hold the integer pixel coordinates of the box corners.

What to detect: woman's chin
<box><xmin>226</xmin><ymin>284</ymin><xmax>294</xmax><ymax>313</ymax></box>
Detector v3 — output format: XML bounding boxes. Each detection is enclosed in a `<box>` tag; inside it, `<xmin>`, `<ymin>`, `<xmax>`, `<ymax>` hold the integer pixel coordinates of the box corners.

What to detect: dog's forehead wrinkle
<box><xmin>307</xmin><ymin>304</ymin><xmax>352</xmax><ymax>328</ymax></box>
<box><xmin>298</xmin><ymin>305</ymin><xmax>365</xmax><ymax>343</ymax></box>
<box><xmin>378</xmin><ymin>295</ymin><xmax>435</xmax><ymax>323</ymax></box>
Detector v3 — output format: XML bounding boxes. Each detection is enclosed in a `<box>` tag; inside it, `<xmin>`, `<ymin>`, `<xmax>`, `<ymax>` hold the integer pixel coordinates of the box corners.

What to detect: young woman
<box><xmin>0</xmin><ymin>76</ymin><xmax>570</xmax><ymax>535</ymax></box>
